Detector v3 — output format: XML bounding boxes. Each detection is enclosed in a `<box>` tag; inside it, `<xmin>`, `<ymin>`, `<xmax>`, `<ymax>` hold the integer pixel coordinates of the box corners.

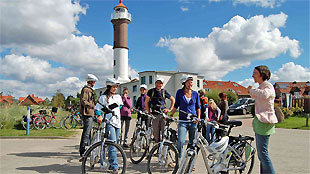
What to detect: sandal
<box><xmin>168</xmin><ymin>162</ymin><xmax>176</xmax><ymax>168</ymax></box>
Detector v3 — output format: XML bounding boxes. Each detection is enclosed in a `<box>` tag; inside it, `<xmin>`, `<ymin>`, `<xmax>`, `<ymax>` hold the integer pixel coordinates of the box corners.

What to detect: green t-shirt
<box><xmin>252</xmin><ymin>116</ymin><xmax>275</xmax><ymax>135</ymax></box>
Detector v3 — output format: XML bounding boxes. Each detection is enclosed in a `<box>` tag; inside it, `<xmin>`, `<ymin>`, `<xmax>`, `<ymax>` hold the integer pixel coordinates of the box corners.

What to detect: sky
<box><xmin>0</xmin><ymin>0</ymin><xmax>309</xmax><ymax>99</ymax></box>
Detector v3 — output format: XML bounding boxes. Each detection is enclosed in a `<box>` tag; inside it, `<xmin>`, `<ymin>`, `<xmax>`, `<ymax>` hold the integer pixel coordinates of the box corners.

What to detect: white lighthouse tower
<box><xmin>111</xmin><ymin>0</ymin><xmax>131</xmax><ymax>83</ymax></box>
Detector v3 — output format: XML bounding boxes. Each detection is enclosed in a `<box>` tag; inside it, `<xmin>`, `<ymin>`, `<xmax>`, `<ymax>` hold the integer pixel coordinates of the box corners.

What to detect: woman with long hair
<box><xmin>120</xmin><ymin>87</ymin><xmax>132</xmax><ymax>148</ymax></box>
<box><xmin>218</xmin><ymin>92</ymin><xmax>229</xmax><ymax>124</ymax></box>
<box><xmin>171</xmin><ymin>75</ymin><xmax>201</xmax><ymax>159</ymax></box>
<box><xmin>95</xmin><ymin>78</ymin><xmax>123</xmax><ymax>174</ymax></box>
<box><xmin>205</xmin><ymin>99</ymin><xmax>221</xmax><ymax>143</ymax></box>
<box><xmin>248</xmin><ymin>65</ymin><xmax>277</xmax><ymax>174</ymax></box>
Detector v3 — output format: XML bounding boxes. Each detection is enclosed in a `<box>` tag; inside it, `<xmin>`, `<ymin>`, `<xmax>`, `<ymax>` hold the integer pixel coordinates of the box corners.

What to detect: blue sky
<box><xmin>0</xmin><ymin>0</ymin><xmax>309</xmax><ymax>98</ymax></box>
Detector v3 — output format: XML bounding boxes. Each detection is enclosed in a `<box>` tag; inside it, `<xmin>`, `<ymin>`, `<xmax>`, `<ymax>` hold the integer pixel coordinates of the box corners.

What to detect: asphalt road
<box><xmin>0</xmin><ymin>114</ymin><xmax>309</xmax><ymax>174</ymax></box>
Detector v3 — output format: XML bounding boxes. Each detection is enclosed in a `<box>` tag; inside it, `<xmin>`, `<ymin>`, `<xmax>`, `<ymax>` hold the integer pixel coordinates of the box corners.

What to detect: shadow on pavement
<box><xmin>16</xmin><ymin>164</ymin><xmax>81</xmax><ymax>174</ymax></box>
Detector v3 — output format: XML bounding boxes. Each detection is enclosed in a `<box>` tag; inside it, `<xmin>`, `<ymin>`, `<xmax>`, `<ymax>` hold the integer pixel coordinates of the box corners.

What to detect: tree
<box><xmin>51</xmin><ymin>90</ymin><xmax>65</xmax><ymax>108</ymax></box>
<box><xmin>225</xmin><ymin>91</ymin><xmax>238</xmax><ymax>105</ymax></box>
<box><xmin>42</xmin><ymin>98</ymin><xmax>51</xmax><ymax>106</ymax></box>
<box><xmin>205</xmin><ymin>89</ymin><xmax>238</xmax><ymax>106</ymax></box>
<box><xmin>65</xmin><ymin>95</ymin><xmax>80</xmax><ymax>110</ymax></box>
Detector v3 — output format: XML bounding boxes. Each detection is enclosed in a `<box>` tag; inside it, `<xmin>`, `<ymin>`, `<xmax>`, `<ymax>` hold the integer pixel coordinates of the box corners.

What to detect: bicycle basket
<box><xmin>39</xmin><ymin>110</ymin><xmax>47</xmax><ymax>115</ymax></box>
<box><xmin>52</xmin><ymin>107</ymin><xmax>58</xmax><ymax>113</ymax></box>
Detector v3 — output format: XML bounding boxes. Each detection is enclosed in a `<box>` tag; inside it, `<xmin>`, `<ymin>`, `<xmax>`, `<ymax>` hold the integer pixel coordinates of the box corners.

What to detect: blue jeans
<box><xmin>255</xmin><ymin>133</ymin><xmax>275</xmax><ymax>174</ymax></box>
<box><xmin>206</xmin><ymin>124</ymin><xmax>215</xmax><ymax>143</ymax></box>
<box><xmin>79</xmin><ymin>116</ymin><xmax>93</xmax><ymax>156</ymax></box>
<box><xmin>106</xmin><ymin>124</ymin><xmax>121</xmax><ymax>170</ymax></box>
<box><xmin>177</xmin><ymin>122</ymin><xmax>197</xmax><ymax>158</ymax></box>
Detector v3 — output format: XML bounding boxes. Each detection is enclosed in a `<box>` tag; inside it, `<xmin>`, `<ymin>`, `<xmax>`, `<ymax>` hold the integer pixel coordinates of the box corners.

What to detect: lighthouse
<box><xmin>111</xmin><ymin>0</ymin><xmax>131</xmax><ymax>83</ymax></box>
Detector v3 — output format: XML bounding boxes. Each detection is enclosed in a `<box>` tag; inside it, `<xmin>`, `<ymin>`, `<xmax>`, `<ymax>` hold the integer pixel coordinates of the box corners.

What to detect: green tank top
<box><xmin>252</xmin><ymin>116</ymin><xmax>275</xmax><ymax>135</ymax></box>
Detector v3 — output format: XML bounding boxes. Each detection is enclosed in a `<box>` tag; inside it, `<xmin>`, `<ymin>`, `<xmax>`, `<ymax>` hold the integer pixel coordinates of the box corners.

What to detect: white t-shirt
<box><xmin>95</xmin><ymin>94</ymin><xmax>123</xmax><ymax>128</ymax></box>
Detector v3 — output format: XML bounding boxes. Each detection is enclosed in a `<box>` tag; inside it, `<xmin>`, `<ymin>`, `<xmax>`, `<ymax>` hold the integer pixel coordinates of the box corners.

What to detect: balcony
<box><xmin>111</xmin><ymin>12</ymin><xmax>131</xmax><ymax>21</ymax></box>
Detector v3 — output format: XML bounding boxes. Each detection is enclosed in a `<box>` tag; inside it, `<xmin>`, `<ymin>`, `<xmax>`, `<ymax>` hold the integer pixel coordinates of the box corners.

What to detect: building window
<box><xmin>149</xmin><ymin>76</ymin><xmax>153</xmax><ymax>84</ymax></box>
<box><xmin>133</xmin><ymin>96</ymin><xmax>137</xmax><ymax>106</ymax></box>
<box><xmin>141</xmin><ymin>76</ymin><xmax>146</xmax><ymax>85</ymax></box>
<box><xmin>114</xmin><ymin>74</ymin><xmax>115</xmax><ymax>78</ymax></box>
<box><xmin>114</xmin><ymin>60</ymin><xmax>116</xmax><ymax>66</ymax></box>
<box><xmin>197</xmin><ymin>80</ymin><xmax>200</xmax><ymax>88</ymax></box>
<box><xmin>133</xmin><ymin>85</ymin><xmax>137</xmax><ymax>92</ymax></box>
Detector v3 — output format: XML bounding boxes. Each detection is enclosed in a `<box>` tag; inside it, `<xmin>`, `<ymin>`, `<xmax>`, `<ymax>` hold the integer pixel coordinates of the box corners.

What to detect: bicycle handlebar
<box><xmin>153</xmin><ymin>110</ymin><xmax>178</xmax><ymax>122</ymax></box>
<box><xmin>133</xmin><ymin>108</ymin><xmax>156</xmax><ymax>119</ymax></box>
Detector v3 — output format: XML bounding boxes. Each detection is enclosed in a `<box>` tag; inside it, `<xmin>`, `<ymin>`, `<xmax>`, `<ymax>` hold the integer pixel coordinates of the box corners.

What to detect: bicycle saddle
<box><xmin>225</xmin><ymin>120</ymin><xmax>242</xmax><ymax>127</ymax></box>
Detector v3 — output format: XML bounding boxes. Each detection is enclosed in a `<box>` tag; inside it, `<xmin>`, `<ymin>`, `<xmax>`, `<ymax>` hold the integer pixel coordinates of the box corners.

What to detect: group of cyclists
<box><xmin>78</xmin><ymin>73</ymin><xmax>229</xmax><ymax>173</ymax></box>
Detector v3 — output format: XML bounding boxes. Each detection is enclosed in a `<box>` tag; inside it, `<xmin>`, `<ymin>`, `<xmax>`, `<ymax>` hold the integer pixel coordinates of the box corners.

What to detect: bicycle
<box><xmin>81</xmin><ymin>104</ymin><xmax>127</xmax><ymax>174</ymax></box>
<box><xmin>129</xmin><ymin>108</ymin><xmax>155</xmax><ymax>164</ymax></box>
<box><xmin>21</xmin><ymin>109</ymin><xmax>37</xmax><ymax>130</ymax></box>
<box><xmin>177</xmin><ymin>110</ymin><xmax>255</xmax><ymax>174</ymax></box>
<box><xmin>64</xmin><ymin>105</ymin><xmax>82</xmax><ymax>129</ymax></box>
<box><xmin>33</xmin><ymin>107</ymin><xmax>60</xmax><ymax>129</ymax></box>
<box><xmin>147</xmin><ymin>110</ymin><xmax>179</xmax><ymax>174</ymax></box>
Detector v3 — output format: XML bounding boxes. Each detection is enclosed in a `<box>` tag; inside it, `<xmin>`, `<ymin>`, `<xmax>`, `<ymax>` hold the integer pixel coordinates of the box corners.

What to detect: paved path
<box><xmin>1</xmin><ymin>114</ymin><xmax>309</xmax><ymax>174</ymax></box>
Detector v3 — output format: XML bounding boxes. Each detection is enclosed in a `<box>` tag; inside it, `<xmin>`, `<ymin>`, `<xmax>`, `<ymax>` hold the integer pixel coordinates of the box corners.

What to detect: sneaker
<box><xmin>111</xmin><ymin>169</ymin><xmax>118</xmax><ymax>174</ymax></box>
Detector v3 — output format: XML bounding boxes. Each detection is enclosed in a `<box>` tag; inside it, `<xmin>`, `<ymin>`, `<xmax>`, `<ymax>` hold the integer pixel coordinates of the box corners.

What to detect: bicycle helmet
<box><xmin>140</xmin><ymin>84</ymin><xmax>147</xmax><ymax>90</ymax></box>
<box><xmin>180</xmin><ymin>75</ymin><xmax>193</xmax><ymax>84</ymax></box>
<box><xmin>86</xmin><ymin>74</ymin><xmax>98</xmax><ymax>82</ymax></box>
<box><xmin>155</xmin><ymin>77</ymin><xmax>164</xmax><ymax>84</ymax></box>
<box><xmin>106</xmin><ymin>78</ymin><xmax>120</xmax><ymax>86</ymax></box>
<box><xmin>206</xmin><ymin>136</ymin><xmax>229</xmax><ymax>155</ymax></box>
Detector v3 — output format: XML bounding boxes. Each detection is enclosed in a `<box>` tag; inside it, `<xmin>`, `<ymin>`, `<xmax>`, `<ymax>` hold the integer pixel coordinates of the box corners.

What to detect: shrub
<box><xmin>281</xmin><ymin>107</ymin><xmax>294</xmax><ymax>118</ymax></box>
<box><xmin>288</xmin><ymin>106</ymin><xmax>304</xmax><ymax>115</ymax></box>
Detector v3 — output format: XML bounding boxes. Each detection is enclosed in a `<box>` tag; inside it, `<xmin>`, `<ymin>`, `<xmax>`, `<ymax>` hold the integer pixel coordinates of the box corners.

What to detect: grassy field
<box><xmin>0</xmin><ymin>128</ymin><xmax>78</xmax><ymax>137</ymax></box>
<box><xmin>0</xmin><ymin>104</ymin><xmax>76</xmax><ymax>137</ymax></box>
<box><xmin>276</xmin><ymin>115</ymin><xmax>310</xmax><ymax>130</ymax></box>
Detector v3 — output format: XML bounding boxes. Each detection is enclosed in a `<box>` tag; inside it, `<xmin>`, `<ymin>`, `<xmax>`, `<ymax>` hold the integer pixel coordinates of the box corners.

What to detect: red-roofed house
<box><xmin>0</xmin><ymin>95</ymin><xmax>13</xmax><ymax>105</ymax></box>
<box><xmin>274</xmin><ymin>81</ymin><xmax>310</xmax><ymax>99</ymax></box>
<box><xmin>203</xmin><ymin>80</ymin><xmax>250</xmax><ymax>98</ymax></box>
<box><xmin>19</xmin><ymin>94</ymin><xmax>44</xmax><ymax>105</ymax></box>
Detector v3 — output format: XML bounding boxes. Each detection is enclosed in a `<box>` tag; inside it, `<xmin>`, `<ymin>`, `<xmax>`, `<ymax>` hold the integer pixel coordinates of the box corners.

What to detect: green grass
<box><xmin>0</xmin><ymin>128</ymin><xmax>78</xmax><ymax>137</ymax></box>
<box><xmin>276</xmin><ymin>115</ymin><xmax>310</xmax><ymax>130</ymax></box>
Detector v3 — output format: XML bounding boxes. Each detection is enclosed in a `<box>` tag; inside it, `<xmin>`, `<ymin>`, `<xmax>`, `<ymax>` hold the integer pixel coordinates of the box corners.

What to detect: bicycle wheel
<box><xmin>33</xmin><ymin>116</ymin><xmax>46</xmax><ymax>130</ymax></box>
<box><xmin>147</xmin><ymin>142</ymin><xmax>179</xmax><ymax>174</ymax></box>
<box><xmin>228</xmin><ymin>143</ymin><xmax>255</xmax><ymax>174</ymax></box>
<box><xmin>50</xmin><ymin>117</ymin><xmax>61</xmax><ymax>128</ymax></box>
<box><xmin>129</xmin><ymin>133</ymin><xmax>149</xmax><ymax>164</ymax></box>
<box><xmin>59</xmin><ymin>116</ymin><xmax>66</xmax><ymax>129</ymax></box>
<box><xmin>82</xmin><ymin>141</ymin><xmax>127</xmax><ymax>174</ymax></box>
<box><xmin>64</xmin><ymin>116</ymin><xmax>74</xmax><ymax>129</ymax></box>
<box><xmin>21</xmin><ymin>119</ymin><xmax>34</xmax><ymax>130</ymax></box>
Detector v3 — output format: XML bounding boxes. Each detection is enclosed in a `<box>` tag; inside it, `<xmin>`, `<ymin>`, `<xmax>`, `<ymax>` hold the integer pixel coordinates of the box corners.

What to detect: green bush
<box><xmin>281</xmin><ymin>107</ymin><xmax>294</xmax><ymax>118</ymax></box>
<box><xmin>288</xmin><ymin>106</ymin><xmax>304</xmax><ymax>115</ymax></box>
<box><xmin>205</xmin><ymin>89</ymin><xmax>238</xmax><ymax>105</ymax></box>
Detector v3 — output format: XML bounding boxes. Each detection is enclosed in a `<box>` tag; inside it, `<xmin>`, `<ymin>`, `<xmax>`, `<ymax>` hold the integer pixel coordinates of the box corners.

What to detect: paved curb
<box><xmin>0</xmin><ymin>136</ymin><xmax>75</xmax><ymax>139</ymax></box>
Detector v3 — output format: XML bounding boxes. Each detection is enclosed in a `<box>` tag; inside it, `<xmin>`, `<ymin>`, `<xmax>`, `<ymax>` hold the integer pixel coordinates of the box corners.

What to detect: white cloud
<box><xmin>238</xmin><ymin>62</ymin><xmax>309</xmax><ymax>88</ymax></box>
<box><xmin>0</xmin><ymin>0</ymin><xmax>138</xmax><ymax>99</ymax></box>
<box><xmin>238</xmin><ymin>78</ymin><xmax>259</xmax><ymax>88</ymax></box>
<box><xmin>233</xmin><ymin>0</ymin><xmax>284</xmax><ymax>8</ymax></box>
<box><xmin>180</xmin><ymin>6</ymin><xmax>189</xmax><ymax>12</ymax></box>
<box><xmin>208</xmin><ymin>0</ymin><xmax>284</xmax><ymax>8</ymax></box>
<box><xmin>0</xmin><ymin>0</ymin><xmax>87</xmax><ymax>46</ymax></box>
<box><xmin>157</xmin><ymin>13</ymin><xmax>300</xmax><ymax>80</ymax></box>
<box><xmin>18</xmin><ymin>35</ymin><xmax>114</xmax><ymax>77</ymax></box>
<box><xmin>0</xmin><ymin>78</ymin><xmax>84</xmax><ymax>99</ymax></box>
<box><xmin>0</xmin><ymin>54</ymin><xmax>72</xmax><ymax>83</ymax></box>
<box><xmin>270</xmin><ymin>62</ymin><xmax>310</xmax><ymax>83</ymax></box>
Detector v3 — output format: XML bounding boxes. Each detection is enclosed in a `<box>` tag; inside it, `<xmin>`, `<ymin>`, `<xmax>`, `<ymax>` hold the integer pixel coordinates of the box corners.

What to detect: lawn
<box><xmin>0</xmin><ymin>128</ymin><xmax>78</xmax><ymax>137</ymax></box>
<box><xmin>276</xmin><ymin>115</ymin><xmax>310</xmax><ymax>130</ymax></box>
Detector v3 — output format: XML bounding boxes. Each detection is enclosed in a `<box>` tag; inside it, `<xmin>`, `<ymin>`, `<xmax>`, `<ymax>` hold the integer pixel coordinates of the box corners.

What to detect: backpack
<box><xmin>149</xmin><ymin>88</ymin><xmax>166</xmax><ymax>109</ymax></box>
